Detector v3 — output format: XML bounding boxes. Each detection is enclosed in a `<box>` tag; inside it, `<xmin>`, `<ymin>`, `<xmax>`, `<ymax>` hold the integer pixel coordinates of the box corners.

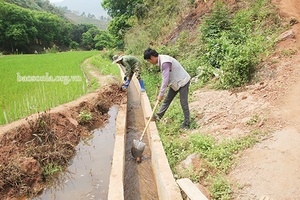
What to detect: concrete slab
<box><xmin>177</xmin><ymin>178</ymin><xmax>209</xmax><ymax>200</ymax></box>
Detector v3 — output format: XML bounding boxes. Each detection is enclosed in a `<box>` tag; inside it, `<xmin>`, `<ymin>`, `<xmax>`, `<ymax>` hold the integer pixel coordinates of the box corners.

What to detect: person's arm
<box><xmin>158</xmin><ymin>62</ymin><xmax>171</xmax><ymax>101</ymax></box>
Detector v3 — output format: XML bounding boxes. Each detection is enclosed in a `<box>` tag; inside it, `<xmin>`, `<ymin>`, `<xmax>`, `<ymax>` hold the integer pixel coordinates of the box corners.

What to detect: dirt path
<box><xmin>84</xmin><ymin>59</ymin><xmax>114</xmax><ymax>87</ymax></box>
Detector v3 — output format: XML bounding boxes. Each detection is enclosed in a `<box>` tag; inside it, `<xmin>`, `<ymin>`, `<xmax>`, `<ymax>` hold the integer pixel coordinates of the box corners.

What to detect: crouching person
<box><xmin>112</xmin><ymin>55</ymin><xmax>145</xmax><ymax>92</ymax></box>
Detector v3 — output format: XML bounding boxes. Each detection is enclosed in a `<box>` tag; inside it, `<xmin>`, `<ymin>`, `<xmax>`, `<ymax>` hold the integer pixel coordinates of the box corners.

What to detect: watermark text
<box><xmin>17</xmin><ymin>72</ymin><xmax>82</xmax><ymax>85</ymax></box>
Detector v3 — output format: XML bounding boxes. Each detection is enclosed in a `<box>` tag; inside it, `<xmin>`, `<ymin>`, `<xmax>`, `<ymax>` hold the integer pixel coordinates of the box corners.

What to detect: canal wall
<box><xmin>108</xmin><ymin>66</ymin><xmax>182</xmax><ymax>200</ymax></box>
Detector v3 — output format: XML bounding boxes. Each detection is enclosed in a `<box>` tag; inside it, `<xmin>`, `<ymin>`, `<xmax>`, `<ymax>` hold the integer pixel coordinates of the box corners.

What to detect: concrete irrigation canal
<box><xmin>123</xmin><ymin>81</ymin><xmax>158</xmax><ymax>200</ymax></box>
<box><xmin>0</xmin><ymin>68</ymin><xmax>207</xmax><ymax>199</ymax></box>
<box><xmin>34</xmin><ymin>76</ymin><xmax>183</xmax><ymax>200</ymax></box>
<box><xmin>107</xmin><ymin>70</ymin><xmax>183</xmax><ymax>200</ymax></box>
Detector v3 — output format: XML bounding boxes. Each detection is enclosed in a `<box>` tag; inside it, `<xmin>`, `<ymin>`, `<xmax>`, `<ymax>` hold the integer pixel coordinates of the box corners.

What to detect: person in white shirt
<box><xmin>143</xmin><ymin>48</ymin><xmax>191</xmax><ymax>129</ymax></box>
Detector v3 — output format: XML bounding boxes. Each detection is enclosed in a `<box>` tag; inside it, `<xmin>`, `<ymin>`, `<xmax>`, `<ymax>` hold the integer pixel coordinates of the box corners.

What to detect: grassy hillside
<box><xmin>4</xmin><ymin>0</ymin><xmax>65</xmax><ymax>17</ymax></box>
<box><xmin>4</xmin><ymin>0</ymin><xmax>108</xmax><ymax>30</ymax></box>
<box><xmin>125</xmin><ymin>0</ymin><xmax>282</xmax><ymax>89</ymax></box>
<box><xmin>121</xmin><ymin>0</ymin><xmax>285</xmax><ymax>198</ymax></box>
<box><xmin>64</xmin><ymin>10</ymin><xmax>108</xmax><ymax>30</ymax></box>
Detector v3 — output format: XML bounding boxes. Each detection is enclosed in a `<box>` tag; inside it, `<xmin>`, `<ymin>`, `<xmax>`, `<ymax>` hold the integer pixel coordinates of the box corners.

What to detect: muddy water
<box><xmin>124</xmin><ymin>85</ymin><xmax>159</xmax><ymax>200</ymax></box>
<box><xmin>35</xmin><ymin>106</ymin><xmax>118</xmax><ymax>200</ymax></box>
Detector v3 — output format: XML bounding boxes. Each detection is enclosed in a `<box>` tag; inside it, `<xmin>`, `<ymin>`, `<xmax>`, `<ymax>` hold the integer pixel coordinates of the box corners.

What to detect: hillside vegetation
<box><xmin>64</xmin><ymin>10</ymin><xmax>108</xmax><ymax>30</ymax></box>
<box><xmin>4</xmin><ymin>0</ymin><xmax>65</xmax><ymax>17</ymax></box>
<box><xmin>124</xmin><ymin>0</ymin><xmax>281</xmax><ymax>89</ymax></box>
<box><xmin>101</xmin><ymin>0</ymin><xmax>286</xmax><ymax>198</ymax></box>
<box><xmin>0</xmin><ymin>0</ymin><xmax>117</xmax><ymax>54</ymax></box>
<box><xmin>102</xmin><ymin>0</ymin><xmax>282</xmax><ymax>89</ymax></box>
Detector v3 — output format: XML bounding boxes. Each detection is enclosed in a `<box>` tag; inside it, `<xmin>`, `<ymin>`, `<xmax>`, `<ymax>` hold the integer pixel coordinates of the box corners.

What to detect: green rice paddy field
<box><xmin>0</xmin><ymin>51</ymin><xmax>105</xmax><ymax>125</ymax></box>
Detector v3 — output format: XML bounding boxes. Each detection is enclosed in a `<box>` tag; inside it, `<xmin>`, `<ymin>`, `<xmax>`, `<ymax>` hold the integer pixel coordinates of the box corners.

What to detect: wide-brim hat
<box><xmin>112</xmin><ymin>55</ymin><xmax>123</xmax><ymax>64</ymax></box>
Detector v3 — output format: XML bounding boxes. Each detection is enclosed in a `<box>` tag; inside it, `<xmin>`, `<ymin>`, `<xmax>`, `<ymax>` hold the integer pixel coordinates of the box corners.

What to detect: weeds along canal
<box><xmin>124</xmin><ymin>84</ymin><xmax>159</xmax><ymax>200</ymax></box>
<box><xmin>34</xmin><ymin>106</ymin><xmax>119</xmax><ymax>200</ymax></box>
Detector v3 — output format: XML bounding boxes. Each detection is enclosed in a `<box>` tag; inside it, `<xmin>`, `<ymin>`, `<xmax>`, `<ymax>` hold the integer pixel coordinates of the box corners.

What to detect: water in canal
<box><xmin>35</xmin><ymin>83</ymin><xmax>159</xmax><ymax>200</ymax></box>
<box><xmin>35</xmin><ymin>106</ymin><xmax>118</xmax><ymax>200</ymax></box>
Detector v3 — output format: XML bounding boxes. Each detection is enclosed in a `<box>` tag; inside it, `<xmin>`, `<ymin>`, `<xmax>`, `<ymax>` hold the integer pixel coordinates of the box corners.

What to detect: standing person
<box><xmin>112</xmin><ymin>55</ymin><xmax>145</xmax><ymax>92</ymax></box>
<box><xmin>143</xmin><ymin>48</ymin><xmax>191</xmax><ymax>129</ymax></box>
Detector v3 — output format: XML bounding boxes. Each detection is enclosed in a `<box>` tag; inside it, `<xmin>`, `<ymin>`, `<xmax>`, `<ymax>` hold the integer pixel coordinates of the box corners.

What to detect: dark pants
<box><xmin>156</xmin><ymin>81</ymin><xmax>190</xmax><ymax>126</ymax></box>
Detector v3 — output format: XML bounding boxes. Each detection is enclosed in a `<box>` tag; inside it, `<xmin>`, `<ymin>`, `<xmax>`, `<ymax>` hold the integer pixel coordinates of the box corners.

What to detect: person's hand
<box><xmin>157</xmin><ymin>95</ymin><xmax>163</xmax><ymax>103</ymax></box>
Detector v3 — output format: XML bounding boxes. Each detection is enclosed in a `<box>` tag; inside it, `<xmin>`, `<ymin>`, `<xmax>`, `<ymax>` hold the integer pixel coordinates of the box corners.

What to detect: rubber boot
<box><xmin>121</xmin><ymin>80</ymin><xmax>130</xmax><ymax>91</ymax></box>
<box><xmin>139</xmin><ymin>80</ymin><xmax>145</xmax><ymax>92</ymax></box>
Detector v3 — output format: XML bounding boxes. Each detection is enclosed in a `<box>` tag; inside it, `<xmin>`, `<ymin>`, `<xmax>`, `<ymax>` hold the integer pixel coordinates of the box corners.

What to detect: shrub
<box><xmin>198</xmin><ymin>0</ymin><xmax>278</xmax><ymax>89</ymax></box>
<box><xmin>79</xmin><ymin>110</ymin><xmax>92</xmax><ymax>124</ymax></box>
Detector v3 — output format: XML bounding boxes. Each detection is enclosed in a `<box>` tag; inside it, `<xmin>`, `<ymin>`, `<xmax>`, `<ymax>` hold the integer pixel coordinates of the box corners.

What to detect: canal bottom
<box><xmin>124</xmin><ymin>85</ymin><xmax>159</xmax><ymax>200</ymax></box>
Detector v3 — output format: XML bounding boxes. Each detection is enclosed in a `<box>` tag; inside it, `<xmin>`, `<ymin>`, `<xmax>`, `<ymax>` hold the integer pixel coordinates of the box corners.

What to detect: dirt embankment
<box><xmin>0</xmin><ymin>82</ymin><xmax>126</xmax><ymax>199</ymax></box>
<box><xmin>187</xmin><ymin>0</ymin><xmax>300</xmax><ymax>199</ymax></box>
<box><xmin>229</xmin><ymin>0</ymin><xmax>300</xmax><ymax>199</ymax></box>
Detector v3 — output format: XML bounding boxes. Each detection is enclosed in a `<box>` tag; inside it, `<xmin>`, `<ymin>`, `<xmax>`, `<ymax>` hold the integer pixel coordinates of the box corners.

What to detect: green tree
<box><xmin>5</xmin><ymin>24</ymin><xmax>29</xmax><ymax>51</ymax></box>
<box><xmin>107</xmin><ymin>15</ymin><xmax>132</xmax><ymax>40</ymax></box>
<box><xmin>70</xmin><ymin>41</ymin><xmax>79</xmax><ymax>50</ymax></box>
<box><xmin>69</xmin><ymin>23</ymin><xmax>94</xmax><ymax>45</ymax></box>
<box><xmin>101</xmin><ymin>0</ymin><xmax>142</xmax><ymax>41</ymax></box>
<box><xmin>0</xmin><ymin>19</ymin><xmax>3</xmax><ymax>42</ymax></box>
<box><xmin>34</xmin><ymin>12</ymin><xmax>60</xmax><ymax>46</ymax></box>
<box><xmin>101</xmin><ymin>0</ymin><xmax>142</xmax><ymax>18</ymax></box>
<box><xmin>0</xmin><ymin>2</ymin><xmax>38</xmax><ymax>52</ymax></box>
<box><xmin>94</xmin><ymin>30</ymin><xmax>116</xmax><ymax>50</ymax></box>
<box><xmin>0</xmin><ymin>1</ymin><xmax>73</xmax><ymax>53</ymax></box>
<box><xmin>82</xmin><ymin>26</ymin><xmax>101</xmax><ymax>50</ymax></box>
